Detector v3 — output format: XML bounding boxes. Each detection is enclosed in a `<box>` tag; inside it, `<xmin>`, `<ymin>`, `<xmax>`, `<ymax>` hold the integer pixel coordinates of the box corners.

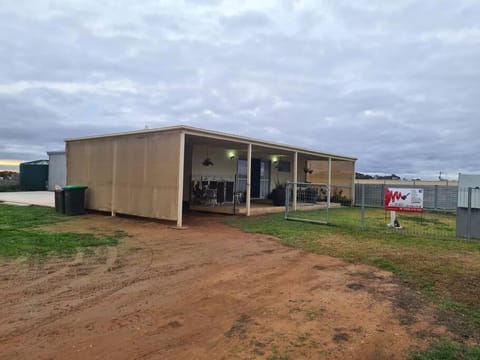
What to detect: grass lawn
<box><xmin>0</xmin><ymin>184</ymin><xmax>19</xmax><ymax>192</ymax></box>
<box><xmin>227</xmin><ymin>208</ymin><xmax>480</xmax><ymax>358</ymax></box>
<box><xmin>410</xmin><ymin>340</ymin><xmax>480</xmax><ymax>360</ymax></box>
<box><xmin>288</xmin><ymin>207</ymin><xmax>456</xmax><ymax>238</ymax></box>
<box><xmin>0</xmin><ymin>204</ymin><xmax>123</xmax><ymax>257</ymax></box>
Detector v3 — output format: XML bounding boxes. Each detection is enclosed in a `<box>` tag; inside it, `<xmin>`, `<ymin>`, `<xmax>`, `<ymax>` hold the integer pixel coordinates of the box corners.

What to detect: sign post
<box><xmin>384</xmin><ymin>188</ymin><xmax>424</xmax><ymax>228</ymax></box>
<box><xmin>389</xmin><ymin>210</ymin><xmax>398</xmax><ymax>228</ymax></box>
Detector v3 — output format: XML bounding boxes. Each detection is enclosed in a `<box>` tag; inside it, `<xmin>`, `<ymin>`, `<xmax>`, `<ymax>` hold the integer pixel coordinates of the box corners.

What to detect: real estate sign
<box><xmin>384</xmin><ymin>188</ymin><xmax>424</xmax><ymax>213</ymax></box>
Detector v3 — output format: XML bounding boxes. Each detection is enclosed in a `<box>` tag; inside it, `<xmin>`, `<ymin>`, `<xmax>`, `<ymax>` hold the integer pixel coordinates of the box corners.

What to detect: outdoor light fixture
<box><xmin>202</xmin><ymin>147</ymin><xmax>214</xmax><ymax>166</ymax></box>
<box><xmin>304</xmin><ymin>167</ymin><xmax>314</xmax><ymax>174</ymax></box>
<box><xmin>202</xmin><ymin>158</ymin><xmax>214</xmax><ymax>166</ymax></box>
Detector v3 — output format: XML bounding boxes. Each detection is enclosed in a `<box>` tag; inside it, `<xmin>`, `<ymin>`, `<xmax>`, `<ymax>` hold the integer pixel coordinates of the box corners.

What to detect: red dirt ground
<box><xmin>0</xmin><ymin>213</ymin><xmax>447</xmax><ymax>359</ymax></box>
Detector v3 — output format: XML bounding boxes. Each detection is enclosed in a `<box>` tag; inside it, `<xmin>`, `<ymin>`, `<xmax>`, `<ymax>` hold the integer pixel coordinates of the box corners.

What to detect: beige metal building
<box><xmin>66</xmin><ymin>125</ymin><xmax>356</xmax><ymax>227</ymax></box>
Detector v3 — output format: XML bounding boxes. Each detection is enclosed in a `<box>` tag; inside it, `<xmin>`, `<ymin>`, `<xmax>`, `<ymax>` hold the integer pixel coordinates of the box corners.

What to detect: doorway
<box><xmin>236</xmin><ymin>159</ymin><xmax>271</xmax><ymax>198</ymax></box>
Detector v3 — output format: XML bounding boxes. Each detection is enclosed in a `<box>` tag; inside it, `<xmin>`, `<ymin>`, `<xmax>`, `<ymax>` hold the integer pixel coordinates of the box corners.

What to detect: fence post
<box><xmin>361</xmin><ymin>183</ymin><xmax>365</xmax><ymax>230</ymax></box>
<box><xmin>233</xmin><ymin>174</ymin><xmax>237</xmax><ymax>215</ymax></box>
<box><xmin>467</xmin><ymin>187</ymin><xmax>472</xmax><ymax>241</ymax></box>
<box><xmin>285</xmin><ymin>182</ymin><xmax>290</xmax><ymax>219</ymax></box>
<box><xmin>381</xmin><ymin>183</ymin><xmax>385</xmax><ymax>208</ymax></box>
<box><xmin>434</xmin><ymin>185</ymin><xmax>438</xmax><ymax>210</ymax></box>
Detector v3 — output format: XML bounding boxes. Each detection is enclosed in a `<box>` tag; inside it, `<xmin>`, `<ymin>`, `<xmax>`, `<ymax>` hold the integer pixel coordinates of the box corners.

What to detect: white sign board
<box><xmin>384</xmin><ymin>188</ymin><xmax>424</xmax><ymax>213</ymax></box>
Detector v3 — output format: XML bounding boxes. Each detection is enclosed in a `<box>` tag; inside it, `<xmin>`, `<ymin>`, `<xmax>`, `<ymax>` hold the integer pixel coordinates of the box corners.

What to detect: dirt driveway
<box><xmin>0</xmin><ymin>213</ymin><xmax>445</xmax><ymax>359</ymax></box>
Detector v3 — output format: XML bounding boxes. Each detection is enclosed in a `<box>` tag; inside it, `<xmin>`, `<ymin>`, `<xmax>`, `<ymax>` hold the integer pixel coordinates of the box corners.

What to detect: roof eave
<box><xmin>65</xmin><ymin>125</ymin><xmax>356</xmax><ymax>161</ymax></box>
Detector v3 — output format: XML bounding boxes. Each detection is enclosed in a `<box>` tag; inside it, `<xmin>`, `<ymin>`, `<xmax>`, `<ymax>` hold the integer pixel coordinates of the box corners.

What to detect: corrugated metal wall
<box><xmin>47</xmin><ymin>153</ymin><xmax>66</xmax><ymax>190</ymax></box>
<box><xmin>67</xmin><ymin>138</ymin><xmax>114</xmax><ymax>211</ymax></box>
<box><xmin>67</xmin><ymin>131</ymin><xmax>182</xmax><ymax>221</ymax></box>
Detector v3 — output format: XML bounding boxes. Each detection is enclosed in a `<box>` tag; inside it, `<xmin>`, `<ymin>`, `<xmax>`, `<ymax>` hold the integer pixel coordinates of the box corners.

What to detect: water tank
<box><xmin>19</xmin><ymin>160</ymin><xmax>49</xmax><ymax>191</ymax></box>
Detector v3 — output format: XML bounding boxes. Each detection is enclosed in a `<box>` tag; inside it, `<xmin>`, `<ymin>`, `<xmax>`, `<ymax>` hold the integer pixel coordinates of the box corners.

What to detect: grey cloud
<box><xmin>220</xmin><ymin>11</ymin><xmax>271</xmax><ymax>30</ymax></box>
<box><xmin>184</xmin><ymin>0</ymin><xmax>223</xmax><ymax>5</ymax></box>
<box><xmin>1</xmin><ymin>1</ymin><xmax>479</xmax><ymax>178</ymax></box>
<box><xmin>0</xmin><ymin>92</ymin><xmax>136</xmax><ymax>161</ymax></box>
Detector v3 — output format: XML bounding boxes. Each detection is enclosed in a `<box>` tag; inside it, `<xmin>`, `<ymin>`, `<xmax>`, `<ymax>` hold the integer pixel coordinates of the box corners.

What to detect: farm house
<box><xmin>66</xmin><ymin>125</ymin><xmax>356</xmax><ymax>227</ymax></box>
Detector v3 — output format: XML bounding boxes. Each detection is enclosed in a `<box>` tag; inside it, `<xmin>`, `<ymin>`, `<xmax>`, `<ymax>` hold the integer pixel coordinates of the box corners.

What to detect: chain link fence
<box><xmin>286</xmin><ymin>182</ymin><xmax>479</xmax><ymax>241</ymax></box>
<box><xmin>285</xmin><ymin>182</ymin><xmax>352</xmax><ymax>225</ymax></box>
<box><xmin>285</xmin><ymin>182</ymin><xmax>330</xmax><ymax>224</ymax></box>
<box><xmin>354</xmin><ymin>183</ymin><xmax>458</xmax><ymax>210</ymax></box>
<box><xmin>355</xmin><ymin>183</ymin><xmax>456</xmax><ymax>239</ymax></box>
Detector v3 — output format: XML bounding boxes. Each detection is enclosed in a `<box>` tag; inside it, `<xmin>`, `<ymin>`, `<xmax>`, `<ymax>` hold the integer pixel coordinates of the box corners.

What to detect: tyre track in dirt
<box><xmin>0</xmin><ymin>214</ymin><xmax>451</xmax><ymax>359</ymax></box>
<box><xmin>0</xmin><ymin>257</ymin><xmax>28</xmax><ymax>291</ymax></box>
<box><xmin>0</xmin><ymin>252</ymin><xmax>84</xmax><ymax>300</ymax></box>
<box><xmin>0</xmin><ymin>256</ymin><xmax>27</xmax><ymax>276</ymax></box>
<box><xmin>0</xmin><ymin>240</ymin><xmax>153</xmax><ymax>344</ymax></box>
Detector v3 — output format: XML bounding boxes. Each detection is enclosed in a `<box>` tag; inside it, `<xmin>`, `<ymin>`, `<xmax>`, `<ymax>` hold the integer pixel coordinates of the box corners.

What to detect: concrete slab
<box><xmin>0</xmin><ymin>191</ymin><xmax>54</xmax><ymax>208</ymax></box>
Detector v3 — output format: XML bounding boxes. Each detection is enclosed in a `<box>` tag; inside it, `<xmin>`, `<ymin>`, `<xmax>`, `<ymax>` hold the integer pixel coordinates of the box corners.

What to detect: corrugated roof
<box><xmin>20</xmin><ymin>159</ymin><xmax>49</xmax><ymax>165</ymax></box>
<box><xmin>47</xmin><ymin>150</ymin><xmax>65</xmax><ymax>155</ymax></box>
<box><xmin>65</xmin><ymin>125</ymin><xmax>356</xmax><ymax>161</ymax></box>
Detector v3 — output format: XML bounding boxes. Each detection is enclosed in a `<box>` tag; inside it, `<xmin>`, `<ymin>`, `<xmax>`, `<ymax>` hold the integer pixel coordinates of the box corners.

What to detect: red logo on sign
<box><xmin>385</xmin><ymin>189</ymin><xmax>406</xmax><ymax>206</ymax></box>
<box><xmin>384</xmin><ymin>188</ymin><xmax>422</xmax><ymax>213</ymax></box>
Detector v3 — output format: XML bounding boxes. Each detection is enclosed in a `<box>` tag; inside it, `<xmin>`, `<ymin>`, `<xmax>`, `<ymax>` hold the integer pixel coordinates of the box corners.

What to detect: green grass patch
<box><xmin>367</xmin><ymin>257</ymin><xmax>401</xmax><ymax>274</ymax></box>
<box><xmin>0</xmin><ymin>229</ymin><xmax>122</xmax><ymax>257</ymax></box>
<box><xmin>440</xmin><ymin>301</ymin><xmax>480</xmax><ymax>330</ymax></box>
<box><xmin>0</xmin><ymin>184</ymin><xmax>19</xmax><ymax>192</ymax></box>
<box><xmin>0</xmin><ymin>204</ymin><xmax>124</xmax><ymax>257</ymax></box>
<box><xmin>410</xmin><ymin>340</ymin><xmax>480</xmax><ymax>360</ymax></box>
<box><xmin>0</xmin><ymin>202</ymin><xmax>68</xmax><ymax>230</ymax></box>
<box><xmin>224</xmin><ymin>314</ymin><xmax>251</xmax><ymax>338</ymax></box>
<box><xmin>287</xmin><ymin>207</ymin><xmax>456</xmax><ymax>237</ymax></box>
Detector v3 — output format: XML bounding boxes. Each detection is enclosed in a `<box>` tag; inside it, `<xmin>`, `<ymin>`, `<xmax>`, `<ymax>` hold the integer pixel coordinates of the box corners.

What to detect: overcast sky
<box><xmin>1</xmin><ymin>0</ymin><xmax>479</xmax><ymax>179</ymax></box>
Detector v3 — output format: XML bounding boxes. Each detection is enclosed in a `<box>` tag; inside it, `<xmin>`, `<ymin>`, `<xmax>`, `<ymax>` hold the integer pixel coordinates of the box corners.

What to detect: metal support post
<box><xmin>467</xmin><ymin>187</ymin><xmax>472</xmax><ymax>241</ymax></box>
<box><xmin>361</xmin><ymin>183</ymin><xmax>365</xmax><ymax>230</ymax></box>
<box><xmin>293</xmin><ymin>151</ymin><xmax>298</xmax><ymax>211</ymax></box>
<box><xmin>246</xmin><ymin>143</ymin><xmax>252</xmax><ymax>216</ymax></box>
<box><xmin>327</xmin><ymin>157</ymin><xmax>332</xmax><ymax>208</ymax></box>
<box><xmin>176</xmin><ymin>132</ymin><xmax>185</xmax><ymax>228</ymax></box>
<box><xmin>111</xmin><ymin>140</ymin><xmax>118</xmax><ymax>217</ymax></box>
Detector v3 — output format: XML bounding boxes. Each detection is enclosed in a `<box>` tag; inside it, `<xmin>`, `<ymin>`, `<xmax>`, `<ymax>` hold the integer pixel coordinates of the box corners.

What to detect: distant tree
<box><xmin>0</xmin><ymin>171</ymin><xmax>19</xmax><ymax>182</ymax></box>
<box><xmin>355</xmin><ymin>172</ymin><xmax>373</xmax><ymax>179</ymax></box>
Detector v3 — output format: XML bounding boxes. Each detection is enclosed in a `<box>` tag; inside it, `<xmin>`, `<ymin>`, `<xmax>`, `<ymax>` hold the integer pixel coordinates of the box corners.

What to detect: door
<box><xmin>236</xmin><ymin>159</ymin><xmax>270</xmax><ymax>199</ymax></box>
<box><xmin>251</xmin><ymin>159</ymin><xmax>261</xmax><ymax>198</ymax></box>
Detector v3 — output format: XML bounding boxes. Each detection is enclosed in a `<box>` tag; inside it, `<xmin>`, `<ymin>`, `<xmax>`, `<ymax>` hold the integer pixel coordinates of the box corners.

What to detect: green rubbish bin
<box><xmin>54</xmin><ymin>189</ymin><xmax>65</xmax><ymax>214</ymax></box>
<box><xmin>63</xmin><ymin>185</ymin><xmax>88</xmax><ymax>215</ymax></box>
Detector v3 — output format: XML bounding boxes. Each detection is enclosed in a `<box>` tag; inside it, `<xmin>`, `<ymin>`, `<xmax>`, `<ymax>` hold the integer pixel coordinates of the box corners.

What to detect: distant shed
<box><xmin>456</xmin><ymin>174</ymin><xmax>480</xmax><ymax>239</ymax></box>
<box><xmin>47</xmin><ymin>151</ymin><xmax>66</xmax><ymax>190</ymax></box>
<box><xmin>19</xmin><ymin>160</ymin><xmax>49</xmax><ymax>191</ymax></box>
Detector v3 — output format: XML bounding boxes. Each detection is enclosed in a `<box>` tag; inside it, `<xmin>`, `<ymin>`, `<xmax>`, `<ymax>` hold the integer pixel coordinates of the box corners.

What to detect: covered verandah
<box><xmin>181</xmin><ymin>129</ymin><xmax>355</xmax><ymax>221</ymax></box>
<box><xmin>65</xmin><ymin>125</ymin><xmax>355</xmax><ymax>228</ymax></box>
<box><xmin>190</xmin><ymin>199</ymin><xmax>342</xmax><ymax>215</ymax></box>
